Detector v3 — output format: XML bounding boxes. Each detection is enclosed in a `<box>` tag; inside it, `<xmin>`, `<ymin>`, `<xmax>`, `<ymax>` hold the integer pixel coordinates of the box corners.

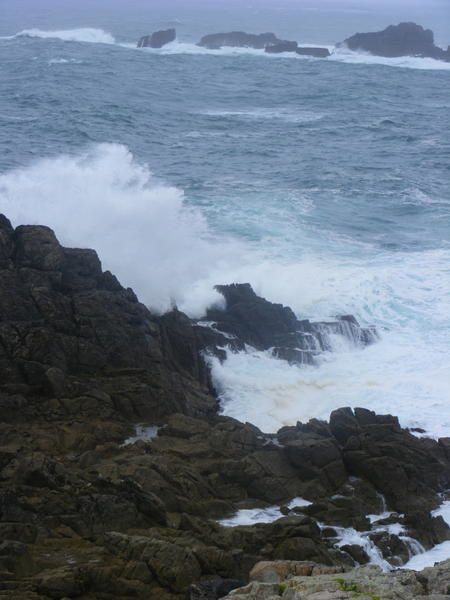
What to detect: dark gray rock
<box><xmin>342</xmin><ymin>22</ymin><xmax>450</xmax><ymax>61</ymax></box>
<box><xmin>199</xmin><ymin>283</ymin><xmax>377</xmax><ymax>368</ymax></box>
<box><xmin>137</xmin><ymin>28</ymin><xmax>176</xmax><ymax>48</ymax></box>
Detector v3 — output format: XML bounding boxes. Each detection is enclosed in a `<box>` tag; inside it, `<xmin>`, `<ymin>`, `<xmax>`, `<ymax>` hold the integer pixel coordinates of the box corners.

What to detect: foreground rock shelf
<box><xmin>1</xmin><ymin>214</ymin><xmax>450</xmax><ymax>599</ymax></box>
<box><xmin>222</xmin><ymin>559</ymin><xmax>450</xmax><ymax>600</ymax></box>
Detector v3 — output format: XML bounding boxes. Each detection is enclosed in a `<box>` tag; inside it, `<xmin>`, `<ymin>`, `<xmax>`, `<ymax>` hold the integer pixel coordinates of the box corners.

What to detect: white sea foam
<box><xmin>200</xmin><ymin>108</ymin><xmax>324</xmax><ymax>124</ymax></box>
<box><xmin>2</xmin><ymin>144</ymin><xmax>449</xmax><ymax>443</ymax></box>
<box><xmin>122</xmin><ymin>425</ymin><xmax>160</xmax><ymax>446</ymax></box>
<box><xmin>48</xmin><ymin>58</ymin><xmax>84</xmax><ymax>65</ymax></box>
<box><xmin>139</xmin><ymin>40</ymin><xmax>450</xmax><ymax>71</ymax></box>
<box><xmin>330</xmin><ymin>48</ymin><xmax>450</xmax><ymax>71</ymax></box>
<box><xmin>204</xmin><ymin>248</ymin><xmax>450</xmax><ymax>439</ymax></box>
<box><xmin>4</xmin><ymin>28</ymin><xmax>116</xmax><ymax>45</ymax></box>
<box><xmin>3</xmin><ymin>30</ymin><xmax>449</xmax><ymax>71</ymax></box>
<box><xmin>218</xmin><ymin>497</ymin><xmax>311</xmax><ymax>527</ymax></box>
<box><xmin>332</xmin><ymin>525</ymin><xmax>392</xmax><ymax>570</ymax></box>
<box><xmin>403</xmin><ymin>501</ymin><xmax>450</xmax><ymax>570</ymax></box>
<box><xmin>0</xmin><ymin>143</ymin><xmax>236</xmax><ymax>314</ymax></box>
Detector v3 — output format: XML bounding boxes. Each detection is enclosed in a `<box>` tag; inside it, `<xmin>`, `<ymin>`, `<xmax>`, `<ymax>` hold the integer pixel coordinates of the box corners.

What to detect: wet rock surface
<box><xmin>0</xmin><ymin>215</ymin><xmax>449</xmax><ymax>598</ymax></box>
<box><xmin>197</xmin><ymin>283</ymin><xmax>377</xmax><ymax>367</ymax></box>
<box><xmin>342</xmin><ymin>22</ymin><xmax>450</xmax><ymax>61</ymax></box>
<box><xmin>137</xmin><ymin>28</ymin><xmax>176</xmax><ymax>48</ymax></box>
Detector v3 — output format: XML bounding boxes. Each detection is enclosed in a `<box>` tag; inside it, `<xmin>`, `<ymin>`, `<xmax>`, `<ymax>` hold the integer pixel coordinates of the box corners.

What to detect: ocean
<box><xmin>1</xmin><ymin>0</ymin><xmax>449</xmax><ymax>441</ymax></box>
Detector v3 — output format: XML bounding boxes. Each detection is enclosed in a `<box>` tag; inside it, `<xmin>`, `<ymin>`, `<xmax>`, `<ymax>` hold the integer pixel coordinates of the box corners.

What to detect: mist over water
<box><xmin>0</xmin><ymin>1</ymin><xmax>449</xmax><ymax>443</ymax></box>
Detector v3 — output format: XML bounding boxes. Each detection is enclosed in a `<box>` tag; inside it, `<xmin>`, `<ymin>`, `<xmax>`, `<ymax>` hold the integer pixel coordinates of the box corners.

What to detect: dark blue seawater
<box><xmin>0</xmin><ymin>1</ymin><xmax>450</xmax><ymax>441</ymax></box>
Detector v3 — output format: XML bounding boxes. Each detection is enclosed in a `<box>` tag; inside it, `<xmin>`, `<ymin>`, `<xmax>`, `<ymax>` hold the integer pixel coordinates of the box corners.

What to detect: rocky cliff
<box><xmin>1</xmin><ymin>215</ymin><xmax>449</xmax><ymax>599</ymax></box>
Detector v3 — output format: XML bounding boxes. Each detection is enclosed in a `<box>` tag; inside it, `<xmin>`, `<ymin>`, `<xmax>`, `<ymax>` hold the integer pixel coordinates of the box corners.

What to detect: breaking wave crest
<box><xmin>1</xmin><ymin>144</ymin><xmax>449</xmax><ymax>441</ymax></box>
<box><xmin>0</xmin><ymin>143</ymin><xmax>237</xmax><ymax>313</ymax></box>
<box><xmin>3</xmin><ymin>28</ymin><xmax>116</xmax><ymax>45</ymax></box>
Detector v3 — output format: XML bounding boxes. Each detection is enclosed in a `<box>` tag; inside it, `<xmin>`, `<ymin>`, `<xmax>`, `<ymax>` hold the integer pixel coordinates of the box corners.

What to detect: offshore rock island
<box><xmin>1</xmin><ymin>215</ymin><xmax>450</xmax><ymax>599</ymax></box>
<box><xmin>136</xmin><ymin>22</ymin><xmax>449</xmax><ymax>63</ymax></box>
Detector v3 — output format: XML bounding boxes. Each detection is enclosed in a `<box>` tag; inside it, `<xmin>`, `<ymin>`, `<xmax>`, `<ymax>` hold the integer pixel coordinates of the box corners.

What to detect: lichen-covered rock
<box><xmin>223</xmin><ymin>562</ymin><xmax>450</xmax><ymax>600</ymax></box>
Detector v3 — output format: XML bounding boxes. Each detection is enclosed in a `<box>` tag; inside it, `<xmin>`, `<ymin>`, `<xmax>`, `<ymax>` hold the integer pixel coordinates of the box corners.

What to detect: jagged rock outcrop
<box><xmin>1</xmin><ymin>215</ymin><xmax>450</xmax><ymax>599</ymax></box>
<box><xmin>342</xmin><ymin>22</ymin><xmax>450</xmax><ymax>61</ymax></box>
<box><xmin>196</xmin><ymin>283</ymin><xmax>377</xmax><ymax>366</ymax></box>
<box><xmin>137</xmin><ymin>28</ymin><xmax>176</xmax><ymax>48</ymax></box>
<box><xmin>198</xmin><ymin>32</ymin><xmax>284</xmax><ymax>50</ymax></box>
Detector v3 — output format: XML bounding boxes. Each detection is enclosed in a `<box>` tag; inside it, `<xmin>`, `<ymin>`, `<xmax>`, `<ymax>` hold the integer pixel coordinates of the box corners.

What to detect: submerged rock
<box><xmin>265</xmin><ymin>41</ymin><xmax>299</xmax><ymax>54</ymax></box>
<box><xmin>342</xmin><ymin>22</ymin><xmax>450</xmax><ymax>61</ymax></box>
<box><xmin>296</xmin><ymin>47</ymin><xmax>331</xmax><ymax>58</ymax></box>
<box><xmin>198</xmin><ymin>32</ymin><xmax>283</xmax><ymax>50</ymax></box>
<box><xmin>137</xmin><ymin>28</ymin><xmax>176</xmax><ymax>48</ymax></box>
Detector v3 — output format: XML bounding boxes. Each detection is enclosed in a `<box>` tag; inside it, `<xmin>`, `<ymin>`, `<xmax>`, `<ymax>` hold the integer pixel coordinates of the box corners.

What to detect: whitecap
<box><xmin>330</xmin><ymin>48</ymin><xmax>450</xmax><ymax>71</ymax></box>
<box><xmin>11</xmin><ymin>28</ymin><xmax>115</xmax><ymax>45</ymax></box>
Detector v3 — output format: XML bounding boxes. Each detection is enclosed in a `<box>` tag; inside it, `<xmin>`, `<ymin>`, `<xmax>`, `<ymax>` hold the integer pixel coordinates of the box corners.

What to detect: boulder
<box><xmin>342</xmin><ymin>22</ymin><xmax>450</xmax><ymax>61</ymax></box>
<box><xmin>137</xmin><ymin>28</ymin><xmax>176</xmax><ymax>48</ymax></box>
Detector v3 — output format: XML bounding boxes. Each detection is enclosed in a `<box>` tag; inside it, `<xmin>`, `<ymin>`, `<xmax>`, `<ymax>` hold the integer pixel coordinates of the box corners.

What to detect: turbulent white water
<box><xmin>0</xmin><ymin>143</ymin><xmax>231</xmax><ymax>313</ymax></box>
<box><xmin>8</xmin><ymin>28</ymin><xmax>116</xmax><ymax>44</ymax></box>
<box><xmin>403</xmin><ymin>501</ymin><xmax>450</xmax><ymax>570</ymax></box>
<box><xmin>142</xmin><ymin>41</ymin><xmax>450</xmax><ymax>71</ymax></box>
<box><xmin>1</xmin><ymin>143</ymin><xmax>449</xmax><ymax>440</ymax></box>
<box><xmin>2</xmin><ymin>27</ymin><xmax>449</xmax><ymax>72</ymax></box>
<box><xmin>218</xmin><ymin>497</ymin><xmax>312</xmax><ymax>527</ymax></box>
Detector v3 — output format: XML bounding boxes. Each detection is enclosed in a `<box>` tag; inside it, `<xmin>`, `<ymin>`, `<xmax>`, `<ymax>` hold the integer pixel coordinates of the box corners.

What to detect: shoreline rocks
<box><xmin>1</xmin><ymin>215</ymin><xmax>450</xmax><ymax>598</ymax></box>
<box><xmin>195</xmin><ymin>283</ymin><xmax>377</xmax><ymax>368</ymax></box>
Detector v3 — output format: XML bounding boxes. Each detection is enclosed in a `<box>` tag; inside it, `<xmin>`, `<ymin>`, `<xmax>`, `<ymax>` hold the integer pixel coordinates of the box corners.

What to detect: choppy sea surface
<box><xmin>1</xmin><ymin>1</ymin><xmax>450</xmax><ymax>444</ymax></box>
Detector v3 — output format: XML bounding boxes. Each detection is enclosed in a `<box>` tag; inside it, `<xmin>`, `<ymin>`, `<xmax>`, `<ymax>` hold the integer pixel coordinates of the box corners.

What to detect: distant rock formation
<box><xmin>198</xmin><ymin>31</ymin><xmax>283</xmax><ymax>50</ymax></box>
<box><xmin>342</xmin><ymin>22</ymin><xmax>450</xmax><ymax>61</ymax></box>
<box><xmin>137</xmin><ymin>28</ymin><xmax>176</xmax><ymax>48</ymax></box>
<box><xmin>198</xmin><ymin>32</ymin><xmax>331</xmax><ymax>58</ymax></box>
